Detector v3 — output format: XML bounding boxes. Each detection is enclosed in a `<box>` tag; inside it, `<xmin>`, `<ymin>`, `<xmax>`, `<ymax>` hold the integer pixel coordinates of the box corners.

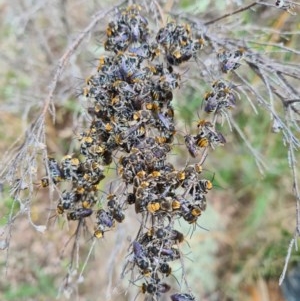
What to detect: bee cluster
<box><xmin>203</xmin><ymin>79</ymin><xmax>238</xmax><ymax>115</ymax></box>
<box><xmin>217</xmin><ymin>48</ymin><xmax>245</xmax><ymax>73</ymax></box>
<box><xmin>40</xmin><ymin>5</ymin><xmax>231</xmax><ymax>300</ymax></box>
<box><xmin>275</xmin><ymin>0</ymin><xmax>298</xmax><ymax>14</ymax></box>
<box><xmin>156</xmin><ymin>20</ymin><xmax>204</xmax><ymax>66</ymax></box>
<box><xmin>42</xmin><ymin>154</ymin><xmax>105</xmax><ymax>221</ymax></box>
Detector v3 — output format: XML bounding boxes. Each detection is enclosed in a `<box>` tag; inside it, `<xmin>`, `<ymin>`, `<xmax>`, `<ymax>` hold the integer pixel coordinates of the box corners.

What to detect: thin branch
<box><xmin>279</xmin><ymin>237</ymin><xmax>295</xmax><ymax>285</ymax></box>
<box><xmin>230</xmin><ymin>117</ymin><xmax>267</xmax><ymax>174</ymax></box>
<box><xmin>204</xmin><ymin>2</ymin><xmax>258</xmax><ymax>26</ymax></box>
<box><xmin>41</xmin><ymin>1</ymin><xmax>126</xmax><ymax>120</ymax></box>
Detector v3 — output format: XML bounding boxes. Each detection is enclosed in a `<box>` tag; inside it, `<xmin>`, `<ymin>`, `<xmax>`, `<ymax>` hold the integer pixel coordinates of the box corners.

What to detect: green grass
<box><xmin>0</xmin><ymin>192</ymin><xmax>20</xmax><ymax>226</ymax></box>
<box><xmin>3</xmin><ymin>270</ymin><xmax>57</xmax><ymax>301</ymax></box>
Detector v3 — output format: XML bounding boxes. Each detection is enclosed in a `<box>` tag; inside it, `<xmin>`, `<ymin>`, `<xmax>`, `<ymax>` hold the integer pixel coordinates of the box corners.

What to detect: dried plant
<box><xmin>0</xmin><ymin>1</ymin><xmax>300</xmax><ymax>300</ymax></box>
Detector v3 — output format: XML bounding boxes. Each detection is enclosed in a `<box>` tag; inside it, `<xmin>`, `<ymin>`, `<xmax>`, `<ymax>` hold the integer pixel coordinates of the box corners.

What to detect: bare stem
<box><xmin>204</xmin><ymin>2</ymin><xmax>259</xmax><ymax>26</ymax></box>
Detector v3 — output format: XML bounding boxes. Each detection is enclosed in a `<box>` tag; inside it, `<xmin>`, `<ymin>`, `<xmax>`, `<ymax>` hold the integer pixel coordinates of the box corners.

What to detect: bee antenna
<box><xmin>195</xmin><ymin>221</ymin><xmax>209</xmax><ymax>232</ymax></box>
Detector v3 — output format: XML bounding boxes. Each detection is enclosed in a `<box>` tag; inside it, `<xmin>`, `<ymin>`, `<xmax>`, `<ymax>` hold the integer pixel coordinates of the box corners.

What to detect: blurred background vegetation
<box><xmin>0</xmin><ymin>0</ymin><xmax>299</xmax><ymax>300</ymax></box>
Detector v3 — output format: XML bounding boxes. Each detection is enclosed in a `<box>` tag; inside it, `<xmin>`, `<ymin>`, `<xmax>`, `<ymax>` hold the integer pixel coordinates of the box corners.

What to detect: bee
<box><xmin>60</xmin><ymin>190</ymin><xmax>77</xmax><ymax>210</ymax></box>
<box><xmin>135</xmin><ymin>190</ymin><xmax>151</xmax><ymax>213</ymax></box>
<box><xmin>157</xmin><ymin>197</ymin><xmax>170</xmax><ymax>212</ymax></box>
<box><xmin>161</xmin><ymin>162</ymin><xmax>175</xmax><ymax>173</ymax></box>
<box><xmin>196</xmin><ymin>120</ymin><xmax>226</xmax><ymax>148</ymax></box>
<box><xmin>141</xmin><ymin>283</ymin><xmax>156</xmax><ymax>294</ymax></box>
<box><xmin>112</xmin><ymin>80</ymin><xmax>135</xmax><ymax>97</ymax></box>
<box><xmin>234</xmin><ymin>47</ymin><xmax>245</xmax><ymax>59</ymax></box>
<box><xmin>184</xmin><ymin>135</ymin><xmax>198</xmax><ymax>158</ymax></box>
<box><xmin>133</xmin><ymin>171</ymin><xmax>146</xmax><ymax>187</ymax></box>
<box><xmin>275</xmin><ymin>0</ymin><xmax>298</xmax><ymax>13</ymax></box>
<box><xmin>107</xmin><ymin>196</ymin><xmax>125</xmax><ymax>223</ymax></box>
<box><xmin>82</xmin><ymin>194</ymin><xmax>97</xmax><ymax>209</ymax></box>
<box><xmin>96</xmin><ymin>205</ymin><xmax>113</xmax><ymax>227</ymax></box>
<box><xmin>83</xmin><ymin>87</ymin><xmax>90</xmax><ymax>97</ymax></box>
<box><xmin>104</xmin><ymin>122</ymin><xmax>114</xmax><ymax>132</ymax></box>
<box><xmin>119</xmin><ymin>155</ymin><xmax>130</xmax><ymax>167</ymax></box>
<box><xmin>94</xmin><ymin>209</ymin><xmax>115</xmax><ymax>237</ymax></box>
<box><xmin>169</xmin><ymin>45</ymin><xmax>182</xmax><ymax>59</ymax></box>
<box><xmin>56</xmin><ymin>203</ymin><xmax>65</xmax><ymax>215</ymax></box>
<box><xmin>48</xmin><ymin>157</ymin><xmax>63</xmax><ymax>184</ymax></box>
<box><xmin>119</xmin><ymin>167</ymin><xmax>133</xmax><ymax>184</ymax></box>
<box><xmin>132</xmin><ymin>241</ymin><xmax>152</xmax><ymax>274</ymax></box>
<box><xmin>172</xmin><ymin>198</ymin><xmax>181</xmax><ymax>210</ymax></box>
<box><xmin>217</xmin><ymin>48</ymin><xmax>243</xmax><ymax>73</ymax></box>
<box><xmin>85</xmin><ymin>74</ymin><xmax>96</xmax><ymax>86</ymax></box>
<box><xmin>165</xmin><ymin>171</ymin><xmax>181</xmax><ymax>187</ymax></box>
<box><xmin>156</xmin><ymin>25</ymin><xmax>173</xmax><ymax>48</ymax></box>
<box><xmin>113</xmin><ymin>208</ymin><xmax>125</xmax><ymax>223</ymax></box>
<box><xmin>60</xmin><ymin>155</ymin><xmax>79</xmax><ymax>180</ymax></box>
<box><xmin>195</xmin><ymin>133</ymin><xmax>209</xmax><ymax>148</ymax></box>
<box><xmin>183</xmin><ymin>211</ymin><xmax>198</xmax><ymax>224</ymax></box>
<box><xmin>213</xmin><ymin>80</ymin><xmax>238</xmax><ymax>108</ymax></box>
<box><xmin>276</xmin><ymin>0</ymin><xmax>285</xmax><ymax>6</ymax></box>
<box><xmin>67</xmin><ymin>208</ymin><xmax>93</xmax><ymax>221</ymax></box>
<box><xmin>120</xmin><ymin>122</ymin><xmax>145</xmax><ymax>141</ymax></box>
<box><xmin>155</xmin><ymin>227</ymin><xmax>166</xmax><ymax>239</ymax></box>
<box><xmin>154</xmin><ymin>136</ymin><xmax>167</xmax><ymax>145</ymax></box>
<box><xmin>141</xmin><ymin>282</ymin><xmax>171</xmax><ymax>295</ymax></box>
<box><xmin>128</xmin><ymin>17</ymin><xmax>143</xmax><ymax>43</ymax></box>
<box><xmin>94</xmin><ymin>229</ymin><xmax>104</xmax><ymax>239</ymax></box>
<box><xmin>106</xmin><ymin>20</ymin><xmax>118</xmax><ymax>37</ymax></box>
<box><xmin>126</xmin><ymin>193</ymin><xmax>136</xmax><ymax>204</ymax></box>
<box><xmin>212</xmin><ymin>79</ymin><xmax>226</xmax><ymax>91</ymax></box>
<box><xmin>169</xmin><ymin>229</ymin><xmax>185</xmax><ymax>244</ymax></box>
<box><xmin>151</xmin><ymin>145</ymin><xmax>167</xmax><ymax>160</ymax></box>
<box><xmin>132</xmin><ymin>241</ymin><xmax>147</xmax><ymax>259</ymax></box>
<box><xmin>149</xmin><ymin>42</ymin><xmax>160</xmax><ymax>60</ymax></box>
<box><xmin>199</xmin><ymin>179</ymin><xmax>213</xmax><ymax>193</ymax></box>
<box><xmin>97</xmin><ymin>55</ymin><xmax>112</xmax><ymax>72</ymax></box>
<box><xmin>204</xmin><ymin>91</ymin><xmax>218</xmax><ymax>113</ymax></box>
<box><xmin>102</xmin><ymin>150</ymin><xmax>113</xmax><ymax>165</ymax></box>
<box><xmin>157</xmin><ymin>112</ymin><xmax>172</xmax><ymax>130</ymax></box>
<box><xmin>74</xmin><ymin>179</ymin><xmax>85</xmax><ymax>195</ymax></box>
<box><xmin>88</xmin><ymin>145</ymin><xmax>106</xmax><ymax>158</ymax></box>
<box><xmin>197</xmin><ymin>119</ymin><xmax>212</xmax><ymax>129</ymax></box>
<box><xmin>159</xmin><ymin>263</ymin><xmax>172</xmax><ymax>276</ymax></box>
<box><xmin>129</xmin><ymin>43</ymin><xmax>151</xmax><ymax>59</ymax></box>
<box><xmin>166</xmin><ymin>49</ymin><xmax>192</xmax><ymax>66</ymax></box>
<box><xmin>133</xmin><ymin>110</ymin><xmax>153</xmax><ymax>123</ymax></box>
<box><xmin>150</xmin><ymin>170</ymin><xmax>161</xmax><ymax>179</ymax></box>
<box><xmin>146</xmin><ymin>202</ymin><xmax>161</xmax><ymax>214</ymax></box>
<box><xmin>126</xmin><ymin>3</ymin><xmax>142</xmax><ymax>13</ymax></box>
<box><xmin>191</xmin><ymin>206</ymin><xmax>202</xmax><ymax>217</ymax></box>
<box><xmin>196</xmin><ymin>194</ymin><xmax>207</xmax><ymax>211</ymax></box>
<box><xmin>40</xmin><ymin>177</ymin><xmax>49</xmax><ymax>188</ymax></box>
<box><xmin>221</xmin><ymin>59</ymin><xmax>241</xmax><ymax>73</ymax></box>
<box><xmin>133</xmin><ymin>125</ymin><xmax>146</xmax><ymax>138</ymax></box>
<box><xmin>161</xmin><ymin>247</ymin><xmax>181</xmax><ymax>261</ymax></box>
<box><xmin>170</xmin><ymin>293</ymin><xmax>195</xmax><ymax>301</ymax></box>
<box><xmin>226</xmin><ymin>91</ymin><xmax>237</xmax><ymax>108</ymax></box>
<box><xmin>139</xmin><ymin>227</ymin><xmax>155</xmax><ymax>244</ymax></box>
<box><xmin>187</xmin><ymin>163</ymin><xmax>203</xmax><ymax>176</ymax></box>
<box><xmin>214</xmin><ymin>131</ymin><xmax>226</xmax><ymax>145</ymax></box>
<box><xmin>186</xmin><ymin>180</ymin><xmax>210</xmax><ymax>213</ymax></box>
<box><xmin>80</xmin><ymin>136</ymin><xmax>94</xmax><ymax>156</ymax></box>
<box><xmin>106</xmin><ymin>26</ymin><xmax>113</xmax><ymax>38</ymax></box>
<box><xmin>159</xmin><ymin>73</ymin><xmax>180</xmax><ymax>90</ymax></box>
<box><xmin>193</xmin><ymin>37</ymin><xmax>205</xmax><ymax>50</ymax></box>
<box><xmin>136</xmin><ymin>179</ymin><xmax>150</xmax><ymax>191</ymax></box>
<box><xmin>143</xmin><ymin>137</ymin><xmax>156</xmax><ymax>148</ymax></box>
<box><xmin>104</xmin><ymin>37</ymin><xmax>115</xmax><ymax>52</ymax></box>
